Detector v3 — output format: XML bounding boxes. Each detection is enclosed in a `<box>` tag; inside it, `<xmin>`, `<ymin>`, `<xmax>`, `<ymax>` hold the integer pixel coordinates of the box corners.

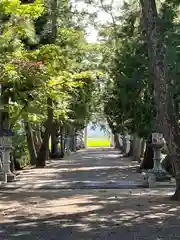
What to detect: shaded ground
<box><xmin>0</xmin><ymin>148</ymin><xmax>178</xmax><ymax>239</ymax></box>
<box><xmin>1</xmin><ymin>148</ymin><xmax>147</xmax><ymax>190</ymax></box>
<box><xmin>0</xmin><ymin>189</ymin><xmax>180</xmax><ymax>240</ymax></box>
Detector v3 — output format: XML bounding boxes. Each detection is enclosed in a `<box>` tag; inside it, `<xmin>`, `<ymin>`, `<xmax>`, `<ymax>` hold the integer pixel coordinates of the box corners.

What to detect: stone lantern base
<box><xmin>150</xmin><ymin>143</ymin><xmax>171</xmax><ymax>182</ymax></box>
<box><xmin>147</xmin><ymin>132</ymin><xmax>171</xmax><ymax>187</ymax></box>
<box><xmin>0</xmin><ymin>136</ymin><xmax>15</xmax><ymax>183</ymax></box>
<box><xmin>149</xmin><ymin>169</ymin><xmax>171</xmax><ymax>182</ymax></box>
<box><xmin>0</xmin><ymin>171</ymin><xmax>15</xmax><ymax>182</ymax></box>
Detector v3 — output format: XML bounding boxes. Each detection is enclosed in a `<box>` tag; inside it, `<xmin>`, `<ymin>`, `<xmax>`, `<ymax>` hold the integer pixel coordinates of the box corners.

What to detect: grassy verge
<box><xmin>87</xmin><ymin>138</ymin><xmax>110</xmax><ymax>147</ymax></box>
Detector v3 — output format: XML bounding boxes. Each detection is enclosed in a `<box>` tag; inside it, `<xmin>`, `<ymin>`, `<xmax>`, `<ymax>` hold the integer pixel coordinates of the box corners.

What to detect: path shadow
<box><xmin>3</xmin><ymin>149</ymin><xmax>143</xmax><ymax>190</ymax></box>
<box><xmin>0</xmin><ymin>189</ymin><xmax>180</xmax><ymax>239</ymax></box>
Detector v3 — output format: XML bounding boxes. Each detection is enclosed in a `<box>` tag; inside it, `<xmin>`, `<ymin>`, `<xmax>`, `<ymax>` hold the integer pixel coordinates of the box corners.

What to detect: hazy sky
<box><xmin>87</xmin><ymin>0</ymin><xmax>123</xmax><ymax>42</ymax></box>
<box><xmin>87</xmin><ymin>123</ymin><xmax>110</xmax><ymax>137</ymax></box>
<box><xmin>72</xmin><ymin>0</ymin><xmax>124</xmax><ymax>42</ymax></box>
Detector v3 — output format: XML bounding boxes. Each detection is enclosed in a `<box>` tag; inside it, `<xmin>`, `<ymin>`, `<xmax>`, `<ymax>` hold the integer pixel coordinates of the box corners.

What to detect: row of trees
<box><xmin>97</xmin><ymin>0</ymin><xmax>180</xmax><ymax>200</ymax></box>
<box><xmin>0</xmin><ymin>0</ymin><xmax>100</xmax><ymax>168</ymax></box>
<box><xmin>2</xmin><ymin>0</ymin><xmax>180</xmax><ymax>200</ymax></box>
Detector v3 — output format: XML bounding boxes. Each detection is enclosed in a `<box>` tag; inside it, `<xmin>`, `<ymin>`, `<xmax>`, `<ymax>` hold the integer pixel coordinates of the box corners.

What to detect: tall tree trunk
<box><xmin>32</xmin><ymin>130</ymin><xmax>39</xmax><ymax>153</ymax></box>
<box><xmin>70</xmin><ymin>128</ymin><xmax>76</xmax><ymax>152</ymax></box>
<box><xmin>10</xmin><ymin>153</ymin><xmax>15</xmax><ymax>173</ymax></box>
<box><xmin>72</xmin><ymin>131</ymin><xmax>77</xmax><ymax>152</ymax></box>
<box><xmin>0</xmin><ymin>84</ymin><xmax>9</xmax><ymax>134</ymax></box>
<box><xmin>51</xmin><ymin>121</ymin><xmax>58</xmax><ymax>158</ymax></box>
<box><xmin>33</xmin><ymin>126</ymin><xmax>42</xmax><ymax>153</ymax></box>
<box><xmin>126</xmin><ymin>139</ymin><xmax>133</xmax><ymax>157</ymax></box>
<box><xmin>36</xmin><ymin>98</ymin><xmax>53</xmax><ymax>167</ymax></box>
<box><xmin>161</xmin><ymin>154</ymin><xmax>174</xmax><ymax>176</ymax></box>
<box><xmin>140</xmin><ymin>0</ymin><xmax>180</xmax><ymax>200</ymax></box>
<box><xmin>36</xmin><ymin>0</ymin><xmax>57</xmax><ymax>166</ymax></box>
<box><xmin>122</xmin><ymin>135</ymin><xmax>127</xmax><ymax>153</ymax></box>
<box><xmin>114</xmin><ymin>133</ymin><xmax>121</xmax><ymax>149</ymax></box>
<box><xmin>59</xmin><ymin>125</ymin><xmax>65</xmax><ymax>158</ymax></box>
<box><xmin>124</xmin><ymin>135</ymin><xmax>133</xmax><ymax>157</ymax></box>
<box><xmin>140</xmin><ymin>138</ymin><xmax>146</xmax><ymax>158</ymax></box>
<box><xmin>132</xmin><ymin>134</ymin><xmax>142</xmax><ymax>162</ymax></box>
<box><xmin>24</xmin><ymin>121</ymin><xmax>37</xmax><ymax>165</ymax></box>
<box><xmin>12</xmin><ymin>152</ymin><xmax>22</xmax><ymax>171</ymax></box>
<box><xmin>140</xmin><ymin>143</ymin><xmax>154</xmax><ymax>170</ymax></box>
<box><xmin>139</xmin><ymin>135</ymin><xmax>153</xmax><ymax>170</ymax></box>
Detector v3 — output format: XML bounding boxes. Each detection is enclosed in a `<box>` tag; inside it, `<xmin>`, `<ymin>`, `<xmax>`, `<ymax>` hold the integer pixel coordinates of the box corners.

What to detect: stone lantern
<box><xmin>148</xmin><ymin>132</ymin><xmax>170</xmax><ymax>183</ymax></box>
<box><xmin>0</xmin><ymin>84</ymin><xmax>15</xmax><ymax>182</ymax></box>
<box><xmin>0</xmin><ymin>132</ymin><xmax>15</xmax><ymax>182</ymax></box>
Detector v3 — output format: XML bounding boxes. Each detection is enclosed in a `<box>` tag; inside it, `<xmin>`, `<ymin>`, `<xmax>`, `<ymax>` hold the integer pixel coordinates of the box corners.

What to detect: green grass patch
<box><xmin>87</xmin><ymin>138</ymin><xmax>110</xmax><ymax>147</ymax></box>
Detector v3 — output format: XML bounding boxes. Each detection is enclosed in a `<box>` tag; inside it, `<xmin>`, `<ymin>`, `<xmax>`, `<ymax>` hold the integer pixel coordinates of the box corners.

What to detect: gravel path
<box><xmin>0</xmin><ymin>148</ymin><xmax>146</xmax><ymax>190</ymax></box>
<box><xmin>0</xmin><ymin>148</ymin><xmax>179</xmax><ymax>240</ymax></box>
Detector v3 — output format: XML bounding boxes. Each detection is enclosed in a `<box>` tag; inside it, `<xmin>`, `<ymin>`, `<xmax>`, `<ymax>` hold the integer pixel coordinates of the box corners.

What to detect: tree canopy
<box><xmin>2</xmin><ymin>0</ymin><xmax>180</xmax><ymax>201</ymax></box>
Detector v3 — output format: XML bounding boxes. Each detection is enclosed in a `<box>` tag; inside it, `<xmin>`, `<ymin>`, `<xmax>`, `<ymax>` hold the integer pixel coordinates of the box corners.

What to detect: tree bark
<box><xmin>122</xmin><ymin>135</ymin><xmax>127</xmax><ymax>153</ymax></box>
<box><xmin>140</xmin><ymin>142</ymin><xmax>154</xmax><ymax>170</ymax></box>
<box><xmin>36</xmin><ymin>0</ymin><xmax>58</xmax><ymax>166</ymax></box>
<box><xmin>124</xmin><ymin>135</ymin><xmax>133</xmax><ymax>157</ymax></box>
<box><xmin>132</xmin><ymin>134</ymin><xmax>141</xmax><ymax>161</ymax></box>
<box><xmin>126</xmin><ymin>139</ymin><xmax>133</xmax><ymax>157</ymax></box>
<box><xmin>59</xmin><ymin>125</ymin><xmax>65</xmax><ymax>158</ymax></box>
<box><xmin>10</xmin><ymin>153</ymin><xmax>15</xmax><ymax>172</ymax></box>
<box><xmin>0</xmin><ymin>84</ymin><xmax>9</xmax><ymax>134</ymax></box>
<box><xmin>161</xmin><ymin>154</ymin><xmax>173</xmax><ymax>176</ymax></box>
<box><xmin>140</xmin><ymin>0</ymin><xmax>180</xmax><ymax>200</ymax></box>
<box><xmin>33</xmin><ymin>126</ymin><xmax>42</xmax><ymax>153</ymax></box>
<box><xmin>140</xmin><ymin>138</ymin><xmax>146</xmax><ymax>158</ymax></box>
<box><xmin>70</xmin><ymin>130</ymin><xmax>76</xmax><ymax>152</ymax></box>
<box><xmin>50</xmin><ymin>121</ymin><xmax>59</xmax><ymax>158</ymax></box>
<box><xmin>114</xmin><ymin>133</ymin><xmax>121</xmax><ymax>150</ymax></box>
<box><xmin>36</xmin><ymin>98</ymin><xmax>53</xmax><ymax>167</ymax></box>
<box><xmin>140</xmin><ymin>135</ymin><xmax>154</xmax><ymax>170</ymax></box>
<box><xmin>24</xmin><ymin>121</ymin><xmax>37</xmax><ymax>165</ymax></box>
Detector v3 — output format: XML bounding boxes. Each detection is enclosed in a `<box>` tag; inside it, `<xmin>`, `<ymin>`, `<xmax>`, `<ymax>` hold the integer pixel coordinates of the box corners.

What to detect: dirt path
<box><xmin>1</xmin><ymin>148</ymin><xmax>146</xmax><ymax>190</ymax></box>
<box><xmin>0</xmin><ymin>148</ymin><xmax>179</xmax><ymax>239</ymax></box>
